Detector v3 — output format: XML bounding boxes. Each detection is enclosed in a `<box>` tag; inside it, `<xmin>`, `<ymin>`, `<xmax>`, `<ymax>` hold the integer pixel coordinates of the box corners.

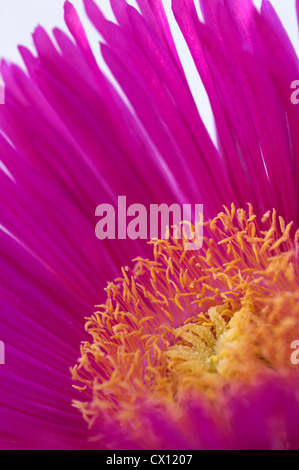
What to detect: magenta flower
<box><xmin>0</xmin><ymin>0</ymin><xmax>299</xmax><ymax>450</ymax></box>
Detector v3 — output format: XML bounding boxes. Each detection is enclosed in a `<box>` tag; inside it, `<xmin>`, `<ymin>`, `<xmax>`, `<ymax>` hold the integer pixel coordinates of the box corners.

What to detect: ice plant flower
<box><xmin>74</xmin><ymin>206</ymin><xmax>299</xmax><ymax>450</ymax></box>
<box><xmin>0</xmin><ymin>0</ymin><xmax>298</xmax><ymax>450</ymax></box>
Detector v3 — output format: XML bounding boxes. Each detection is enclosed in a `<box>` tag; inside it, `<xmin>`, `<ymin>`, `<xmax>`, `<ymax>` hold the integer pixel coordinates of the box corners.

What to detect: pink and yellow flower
<box><xmin>0</xmin><ymin>0</ymin><xmax>299</xmax><ymax>449</ymax></box>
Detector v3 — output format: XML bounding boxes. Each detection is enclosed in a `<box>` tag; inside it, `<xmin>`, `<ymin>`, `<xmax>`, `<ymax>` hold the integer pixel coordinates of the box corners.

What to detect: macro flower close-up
<box><xmin>0</xmin><ymin>0</ymin><xmax>299</xmax><ymax>451</ymax></box>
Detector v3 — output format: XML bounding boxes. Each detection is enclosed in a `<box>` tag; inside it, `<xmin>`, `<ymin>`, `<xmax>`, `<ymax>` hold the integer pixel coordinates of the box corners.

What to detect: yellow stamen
<box><xmin>72</xmin><ymin>206</ymin><xmax>299</xmax><ymax>441</ymax></box>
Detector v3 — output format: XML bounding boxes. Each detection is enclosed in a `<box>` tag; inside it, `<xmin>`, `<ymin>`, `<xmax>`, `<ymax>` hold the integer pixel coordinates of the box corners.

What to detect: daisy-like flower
<box><xmin>0</xmin><ymin>0</ymin><xmax>299</xmax><ymax>450</ymax></box>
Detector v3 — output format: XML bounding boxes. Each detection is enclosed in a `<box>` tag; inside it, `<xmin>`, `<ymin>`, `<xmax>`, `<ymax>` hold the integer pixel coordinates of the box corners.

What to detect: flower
<box><xmin>74</xmin><ymin>205</ymin><xmax>299</xmax><ymax>449</ymax></box>
<box><xmin>0</xmin><ymin>0</ymin><xmax>298</xmax><ymax>450</ymax></box>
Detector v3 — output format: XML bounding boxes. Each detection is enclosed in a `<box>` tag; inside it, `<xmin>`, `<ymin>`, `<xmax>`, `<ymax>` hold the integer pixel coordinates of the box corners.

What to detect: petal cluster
<box><xmin>0</xmin><ymin>0</ymin><xmax>298</xmax><ymax>449</ymax></box>
<box><xmin>74</xmin><ymin>206</ymin><xmax>299</xmax><ymax>449</ymax></box>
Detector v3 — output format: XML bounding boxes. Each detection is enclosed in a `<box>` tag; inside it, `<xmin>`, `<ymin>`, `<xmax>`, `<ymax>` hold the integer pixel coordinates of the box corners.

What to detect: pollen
<box><xmin>72</xmin><ymin>204</ymin><xmax>299</xmax><ymax>442</ymax></box>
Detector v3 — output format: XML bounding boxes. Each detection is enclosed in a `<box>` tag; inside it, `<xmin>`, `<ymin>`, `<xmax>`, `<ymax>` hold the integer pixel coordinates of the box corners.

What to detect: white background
<box><xmin>0</xmin><ymin>0</ymin><xmax>297</xmax><ymax>64</ymax></box>
<box><xmin>0</xmin><ymin>0</ymin><xmax>297</xmax><ymax>137</ymax></box>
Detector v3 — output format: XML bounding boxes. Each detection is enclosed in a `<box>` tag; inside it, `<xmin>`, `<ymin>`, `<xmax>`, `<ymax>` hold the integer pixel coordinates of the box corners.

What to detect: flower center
<box><xmin>72</xmin><ymin>204</ymin><xmax>299</xmax><ymax>439</ymax></box>
<box><xmin>166</xmin><ymin>304</ymin><xmax>237</xmax><ymax>374</ymax></box>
